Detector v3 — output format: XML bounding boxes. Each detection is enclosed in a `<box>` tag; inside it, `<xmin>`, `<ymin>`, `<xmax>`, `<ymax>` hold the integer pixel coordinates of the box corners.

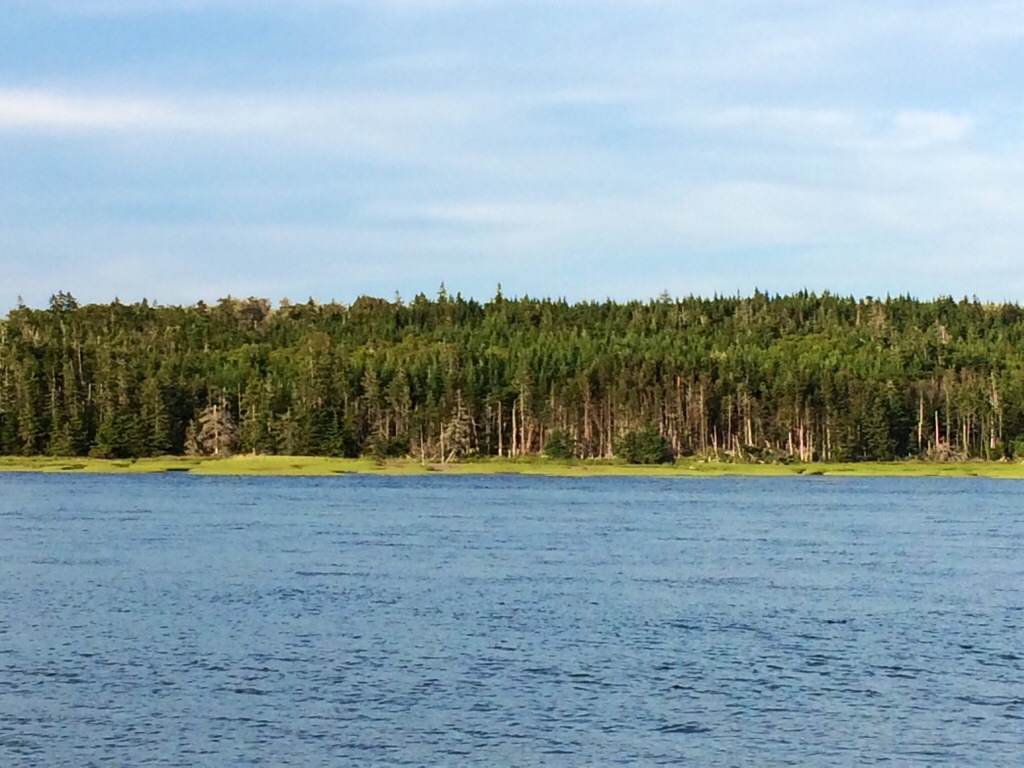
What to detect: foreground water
<box><xmin>0</xmin><ymin>474</ymin><xmax>1021</xmax><ymax>765</ymax></box>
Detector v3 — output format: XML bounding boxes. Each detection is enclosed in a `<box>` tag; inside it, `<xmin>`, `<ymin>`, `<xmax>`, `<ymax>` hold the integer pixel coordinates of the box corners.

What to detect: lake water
<box><xmin>0</xmin><ymin>473</ymin><xmax>1022</xmax><ymax>765</ymax></box>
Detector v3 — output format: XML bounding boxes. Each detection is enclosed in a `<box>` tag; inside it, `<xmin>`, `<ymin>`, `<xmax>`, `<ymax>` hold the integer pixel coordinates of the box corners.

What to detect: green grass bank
<box><xmin>2</xmin><ymin>455</ymin><xmax>1024</xmax><ymax>478</ymax></box>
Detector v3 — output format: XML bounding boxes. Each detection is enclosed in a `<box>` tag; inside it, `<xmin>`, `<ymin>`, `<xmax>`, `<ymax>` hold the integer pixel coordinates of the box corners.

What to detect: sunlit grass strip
<box><xmin>1</xmin><ymin>455</ymin><xmax>1024</xmax><ymax>478</ymax></box>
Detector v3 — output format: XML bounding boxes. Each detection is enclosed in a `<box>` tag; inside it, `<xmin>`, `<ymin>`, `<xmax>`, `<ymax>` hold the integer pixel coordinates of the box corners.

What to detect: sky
<box><xmin>3</xmin><ymin>0</ymin><xmax>1024</xmax><ymax>309</ymax></box>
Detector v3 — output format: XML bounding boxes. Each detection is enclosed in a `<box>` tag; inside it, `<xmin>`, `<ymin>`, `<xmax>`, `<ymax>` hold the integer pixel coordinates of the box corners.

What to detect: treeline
<box><xmin>3</xmin><ymin>288</ymin><xmax>1024</xmax><ymax>463</ymax></box>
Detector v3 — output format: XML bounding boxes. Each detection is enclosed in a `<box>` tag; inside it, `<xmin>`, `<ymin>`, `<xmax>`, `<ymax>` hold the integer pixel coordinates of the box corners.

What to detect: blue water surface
<box><xmin>0</xmin><ymin>473</ymin><xmax>1022</xmax><ymax>765</ymax></box>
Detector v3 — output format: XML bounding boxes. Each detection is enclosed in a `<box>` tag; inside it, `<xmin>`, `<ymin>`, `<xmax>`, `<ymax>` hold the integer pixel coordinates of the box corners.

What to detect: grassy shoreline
<box><xmin>1</xmin><ymin>455</ymin><xmax>1024</xmax><ymax>478</ymax></box>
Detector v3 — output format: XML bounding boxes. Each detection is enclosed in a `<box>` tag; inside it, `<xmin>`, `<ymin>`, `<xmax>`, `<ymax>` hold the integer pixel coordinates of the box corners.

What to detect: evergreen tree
<box><xmin>615</xmin><ymin>423</ymin><xmax>674</xmax><ymax>464</ymax></box>
<box><xmin>186</xmin><ymin>401</ymin><xmax>238</xmax><ymax>457</ymax></box>
<box><xmin>543</xmin><ymin>429</ymin><xmax>575</xmax><ymax>460</ymax></box>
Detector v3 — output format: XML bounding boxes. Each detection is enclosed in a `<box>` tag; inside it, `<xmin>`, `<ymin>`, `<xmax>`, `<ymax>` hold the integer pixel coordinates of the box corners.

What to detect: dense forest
<box><xmin>3</xmin><ymin>288</ymin><xmax>1024</xmax><ymax>463</ymax></box>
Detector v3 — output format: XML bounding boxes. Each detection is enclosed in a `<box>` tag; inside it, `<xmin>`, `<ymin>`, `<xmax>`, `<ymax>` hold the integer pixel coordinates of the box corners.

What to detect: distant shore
<box><xmin>1</xmin><ymin>455</ymin><xmax>1024</xmax><ymax>478</ymax></box>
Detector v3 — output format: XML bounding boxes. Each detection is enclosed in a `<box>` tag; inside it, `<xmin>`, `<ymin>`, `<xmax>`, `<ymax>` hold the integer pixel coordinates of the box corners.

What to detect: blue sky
<box><xmin>2</xmin><ymin>0</ymin><xmax>1024</xmax><ymax>308</ymax></box>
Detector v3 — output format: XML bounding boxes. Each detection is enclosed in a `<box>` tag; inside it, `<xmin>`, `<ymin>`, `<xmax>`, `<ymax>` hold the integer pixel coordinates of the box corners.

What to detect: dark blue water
<box><xmin>1</xmin><ymin>473</ymin><xmax>1022</xmax><ymax>765</ymax></box>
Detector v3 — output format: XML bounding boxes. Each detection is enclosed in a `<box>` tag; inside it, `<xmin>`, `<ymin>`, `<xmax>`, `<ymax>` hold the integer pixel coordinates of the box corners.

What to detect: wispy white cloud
<box><xmin>887</xmin><ymin>111</ymin><xmax>973</xmax><ymax>150</ymax></box>
<box><xmin>0</xmin><ymin>85</ymin><xmax>975</xmax><ymax>160</ymax></box>
<box><xmin>0</xmin><ymin>87</ymin><xmax>482</xmax><ymax>135</ymax></box>
<box><xmin>17</xmin><ymin>0</ymin><xmax>698</xmax><ymax>15</ymax></box>
<box><xmin>0</xmin><ymin>89</ymin><xmax>177</xmax><ymax>130</ymax></box>
<box><xmin>677</xmin><ymin>106</ymin><xmax>974</xmax><ymax>152</ymax></box>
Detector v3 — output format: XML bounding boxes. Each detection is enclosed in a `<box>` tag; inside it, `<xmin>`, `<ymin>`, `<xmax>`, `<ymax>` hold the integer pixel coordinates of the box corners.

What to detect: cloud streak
<box><xmin>0</xmin><ymin>87</ymin><xmax>483</xmax><ymax>137</ymax></box>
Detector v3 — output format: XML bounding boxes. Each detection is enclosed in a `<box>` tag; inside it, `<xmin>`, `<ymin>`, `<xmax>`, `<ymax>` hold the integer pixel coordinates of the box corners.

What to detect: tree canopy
<box><xmin>2</xmin><ymin>289</ymin><xmax>1022</xmax><ymax>463</ymax></box>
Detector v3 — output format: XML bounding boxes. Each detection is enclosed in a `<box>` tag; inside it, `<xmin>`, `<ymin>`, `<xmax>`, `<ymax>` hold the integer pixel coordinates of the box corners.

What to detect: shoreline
<box><xmin>1</xmin><ymin>455</ymin><xmax>1024</xmax><ymax>478</ymax></box>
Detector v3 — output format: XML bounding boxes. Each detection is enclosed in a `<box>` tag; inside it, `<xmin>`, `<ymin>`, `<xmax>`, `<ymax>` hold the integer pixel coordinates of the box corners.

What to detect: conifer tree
<box><xmin>186</xmin><ymin>400</ymin><xmax>237</xmax><ymax>457</ymax></box>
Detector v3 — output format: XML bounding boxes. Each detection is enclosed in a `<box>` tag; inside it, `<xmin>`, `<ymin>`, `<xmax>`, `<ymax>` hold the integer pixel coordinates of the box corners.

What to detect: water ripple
<box><xmin>0</xmin><ymin>473</ymin><xmax>1022</xmax><ymax>765</ymax></box>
